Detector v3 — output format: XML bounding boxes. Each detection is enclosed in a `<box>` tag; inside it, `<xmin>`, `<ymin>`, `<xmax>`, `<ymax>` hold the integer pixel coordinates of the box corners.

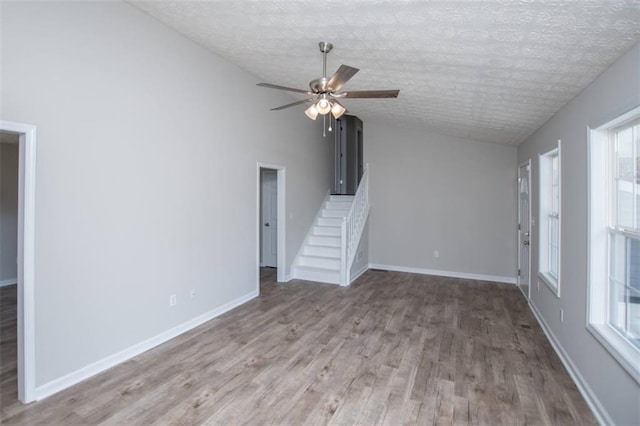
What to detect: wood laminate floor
<box><xmin>0</xmin><ymin>270</ymin><xmax>595</xmax><ymax>425</ymax></box>
<box><xmin>0</xmin><ymin>284</ymin><xmax>17</xmax><ymax>417</ymax></box>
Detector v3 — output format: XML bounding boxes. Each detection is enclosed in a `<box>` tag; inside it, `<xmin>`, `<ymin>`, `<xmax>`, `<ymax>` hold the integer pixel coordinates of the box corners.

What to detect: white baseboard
<box><xmin>529</xmin><ymin>302</ymin><xmax>612</xmax><ymax>425</ymax></box>
<box><xmin>35</xmin><ymin>289</ymin><xmax>259</xmax><ymax>401</ymax></box>
<box><xmin>368</xmin><ymin>263</ymin><xmax>517</xmax><ymax>285</ymax></box>
<box><xmin>0</xmin><ymin>278</ymin><xmax>17</xmax><ymax>287</ymax></box>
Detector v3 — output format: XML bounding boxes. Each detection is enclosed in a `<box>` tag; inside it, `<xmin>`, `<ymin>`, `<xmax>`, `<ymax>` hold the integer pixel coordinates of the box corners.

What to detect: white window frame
<box><xmin>588</xmin><ymin>106</ymin><xmax>640</xmax><ymax>384</ymax></box>
<box><xmin>538</xmin><ymin>141</ymin><xmax>561</xmax><ymax>296</ymax></box>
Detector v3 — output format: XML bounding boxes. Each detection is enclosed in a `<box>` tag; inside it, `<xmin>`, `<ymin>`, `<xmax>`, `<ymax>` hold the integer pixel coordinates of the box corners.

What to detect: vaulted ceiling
<box><xmin>130</xmin><ymin>1</ymin><xmax>640</xmax><ymax>145</ymax></box>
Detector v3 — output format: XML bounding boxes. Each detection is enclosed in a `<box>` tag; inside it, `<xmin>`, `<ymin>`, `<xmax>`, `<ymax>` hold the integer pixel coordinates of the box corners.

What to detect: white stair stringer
<box><xmin>293</xmin><ymin>194</ymin><xmax>354</xmax><ymax>285</ymax></box>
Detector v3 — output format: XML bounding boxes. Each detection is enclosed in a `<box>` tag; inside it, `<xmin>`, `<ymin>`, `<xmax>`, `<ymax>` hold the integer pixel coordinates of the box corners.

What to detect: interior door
<box><xmin>518</xmin><ymin>162</ymin><xmax>531</xmax><ymax>299</ymax></box>
<box><xmin>261</xmin><ymin>170</ymin><xmax>278</xmax><ymax>268</ymax></box>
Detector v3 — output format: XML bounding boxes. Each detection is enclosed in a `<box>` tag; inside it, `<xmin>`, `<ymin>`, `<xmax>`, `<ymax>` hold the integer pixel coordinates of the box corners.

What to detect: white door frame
<box><xmin>517</xmin><ymin>159</ymin><xmax>532</xmax><ymax>301</ymax></box>
<box><xmin>256</xmin><ymin>163</ymin><xmax>286</xmax><ymax>289</ymax></box>
<box><xmin>1</xmin><ymin>120</ymin><xmax>37</xmax><ymax>403</ymax></box>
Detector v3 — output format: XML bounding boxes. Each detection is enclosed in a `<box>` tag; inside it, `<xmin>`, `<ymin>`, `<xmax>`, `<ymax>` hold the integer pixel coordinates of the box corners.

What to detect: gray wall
<box><xmin>366</xmin><ymin>122</ymin><xmax>518</xmax><ymax>281</ymax></box>
<box><xmin>1</xmin><ymin>2</ymin><xmax>333</xmax><ymax>386</ymax></box>
<box><xmin>0</xmin><ymin>140</ymin><xmax>19</xmax><ymax>283</ymax></box>
<box><xmin>517</xmin><ymin>43</ymin><xmax>640</xmax><ymax>425</ymax></box>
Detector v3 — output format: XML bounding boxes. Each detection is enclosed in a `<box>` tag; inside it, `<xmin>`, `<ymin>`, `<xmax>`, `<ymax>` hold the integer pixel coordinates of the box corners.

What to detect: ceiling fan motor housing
<box><xmin>310</xmin><ymin>77</ymin><xmax>330</xmax><ymax>93</ymax></box>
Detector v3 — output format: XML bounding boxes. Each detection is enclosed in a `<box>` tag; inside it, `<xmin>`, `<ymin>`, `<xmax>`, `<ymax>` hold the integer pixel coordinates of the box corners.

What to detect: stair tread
<box><xmin>300</xmin><ymin>253</ymin><xmax>341</xmax><ymax>260</ymax></box>
<box><xmin>307</xmin><ymin>243</ymin><xmax>340</xmax><ymax>248</ymax></box>
<box><xmin>295</xmin><ymin>265</ymin><xmax>340</xmax><ymax>273</ymax></box>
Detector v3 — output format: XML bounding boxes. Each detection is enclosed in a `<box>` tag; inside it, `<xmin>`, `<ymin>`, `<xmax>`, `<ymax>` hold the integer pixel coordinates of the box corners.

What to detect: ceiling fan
<box><xmin>257</xmin><ymin>42</ymin><xmax>399</xmax><ymax>121</ymax></box>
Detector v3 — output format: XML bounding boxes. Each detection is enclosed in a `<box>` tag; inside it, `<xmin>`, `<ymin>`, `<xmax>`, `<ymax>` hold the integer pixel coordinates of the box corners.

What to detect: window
<box><xmin>589</xmin><ymin>106</ymin><xmax>640</xmax><ymax>383</ymax></box>
<box><xmin>539</xmin><ymin>142</ymin><xmax>561</xmax><ymax>295</ymax></box>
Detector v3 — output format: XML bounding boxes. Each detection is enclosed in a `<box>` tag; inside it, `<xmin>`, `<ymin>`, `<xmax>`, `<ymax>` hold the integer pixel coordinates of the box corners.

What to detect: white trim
<box><xmin>587</xmin><ymin>109</ymin><xmax>640</xmax><ymax>383</ymax></box>
<box><xmin>538</xmin><ymin>141</ymin><xmax>561</xmax><ymax>298</ymax></box>
<box><xmin>538</xmin><ymin>271</ymin><xmax>560</xmax><ymax>295</ymax></box>
<box><xmin>587</xmin><ymin>124</ymin><xmax>608</xmax><ymax>328</ymax></box>
<box><xmin>35</xmin><ymin>289</ymin><xmax>258</xmax><ymax>401</ymax></box>
<box><xmin>256</xmin><ymin>163</ymin><xmax>286</xmax><ymax>289</ymax></box>
<box><xmin>587</xmin><ymin>323</ymin><xmax>640</xmax><ymax>383</ymax></box>
<box><xmin>529</xmin><ymin>302</ymin><xmax>612</xmax><ymax>426</ymax></box>
<box><xmin>0</xmin><ymin>278</ymin><xmax>18</xmax><ymax>287</ymax></box>
<box><xmin>368</xmin><ymin>263</ymin><xmax>517</xmax><ymax>285</ymax></box>
<box><xmin>0</xmin><ymin>120</ymin><xmax>37</xmax><ymax>403</ymax></box>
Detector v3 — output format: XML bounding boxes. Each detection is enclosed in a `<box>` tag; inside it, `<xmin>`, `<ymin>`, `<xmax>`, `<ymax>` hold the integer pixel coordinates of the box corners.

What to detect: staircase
<box><xmin>293</xmin><ymin>195</ymin><xmax>354</xmax><ymax>285</ymax></box>
<box><xmin>293</xmin><ymin>164</ymin><xmax>370</xmax><ymax>286</ymax></box>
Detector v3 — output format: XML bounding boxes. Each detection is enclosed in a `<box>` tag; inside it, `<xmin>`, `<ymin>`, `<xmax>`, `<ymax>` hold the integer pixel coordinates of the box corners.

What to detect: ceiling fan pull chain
<box><xmin>323</xmin><ymin>114</ymin><xmax>326</xmax><ymax>137</ymax></box>
<box><xmin>328</xmin><ymin>114</ymin><xmax>333</xmax><ymax>132</ymax></box>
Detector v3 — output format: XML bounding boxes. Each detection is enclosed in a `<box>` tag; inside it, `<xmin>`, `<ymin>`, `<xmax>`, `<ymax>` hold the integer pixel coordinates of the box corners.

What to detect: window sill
<box><xmin>587</xmin><ymin>323</ymin><xmax>640</xmax><ymax>384</ymax></box>
<box><xmin>538</xmin><ymin>271</ymin><xmax>560</xmax><ymax>297</ymax></box>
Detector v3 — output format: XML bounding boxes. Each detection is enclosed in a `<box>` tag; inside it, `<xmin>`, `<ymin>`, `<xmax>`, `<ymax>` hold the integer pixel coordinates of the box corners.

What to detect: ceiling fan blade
<box><xmin>327</xmin><ymin>65</ymin><xmax>359</xmax><ymax>92</ymax></box>
<box><xmin>271</xmin><ymin>98</ymin><xmax>315</xmax><ymax>111</ymax></box>
<box><xmin>341</xmin><ymin>89</ymin><xmax>400</xmax><ymax>98</ymax></box>
<box><xmin>257</xmin><ymin>82</ymin><xmax>311</xmax><ymax>94</ymax></box>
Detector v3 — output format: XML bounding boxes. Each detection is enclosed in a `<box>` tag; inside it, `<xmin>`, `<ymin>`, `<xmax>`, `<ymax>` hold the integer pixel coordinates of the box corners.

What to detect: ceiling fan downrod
<box><xmin>319</xmin><ymin>42</ymin><xmax>333</xmax><ymax>78</ymax></box>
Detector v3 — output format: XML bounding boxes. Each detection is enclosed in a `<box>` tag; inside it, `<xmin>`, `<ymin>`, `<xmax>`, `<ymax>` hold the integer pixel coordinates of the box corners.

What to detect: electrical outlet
<box><xmin>560</xmin><ymin>308</ymin><xmax>564</xmax><ymax>323</ymax></box>
<box><xmin>190</xmin><ymin>288</ymin><xmax>197</xmax><ymax>299</ymax></box>
<box><xmin>434</xmin><ymin>250</ymin><xmax>440</xmax><ymax>258</ymax></box>
<box><xmin>169</xmin><ymin>294</ymin><xmax>177</xmax><ymax>307</ymax></box>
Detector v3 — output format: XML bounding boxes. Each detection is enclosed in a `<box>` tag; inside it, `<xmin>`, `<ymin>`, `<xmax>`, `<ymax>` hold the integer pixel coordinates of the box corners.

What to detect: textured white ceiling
<box><xmin>130</xmin><ymin>0</ymin><xmax>640</xmax><ymax>145</ymax></box>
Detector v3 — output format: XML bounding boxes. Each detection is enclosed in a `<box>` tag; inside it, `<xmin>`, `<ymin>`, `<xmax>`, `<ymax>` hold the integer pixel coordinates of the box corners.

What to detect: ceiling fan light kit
<box><xmin>304</xmin><ymin>104</ymin><xmax>319</xmax><ymax>120</ymax></box>
<box><xmin>330</xmin><ymin>102</ymin><xmax>346</xmax><ymax>119</ymax></box>
<box><xmin>257</xmin><ymin>41</ymin><xmax>399</xmax><ymax>130</ymax></box>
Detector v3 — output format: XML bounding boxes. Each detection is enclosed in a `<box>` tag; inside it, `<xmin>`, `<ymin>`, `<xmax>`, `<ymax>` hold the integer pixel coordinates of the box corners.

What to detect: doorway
<box><xmin>1</xmin><ymin>132</ymin><xmax>19</xmax><ymax>409</ymax></box>
<box><xmin>518</xmin><ymin>160</ymin><xmax>531</xmax><ymax>300</ymax></box>
<box><xmin>334</xmin><ymin>115</ymin><xmax>363</xmax><ymax>195</ymax></box>
<box><xmin>260</xmin><ymin>169</ymin><xmax>278</xmax><ymax>268</ymax></box>
<box><xmin>256</xmin><ymin>164</ymin><xmax>286</xmax><ymax>289</ymax></box>
<box><xmin>0</xmin><ymin>121</ymin><xmax>36</xmax><ymax>404</ymax></box>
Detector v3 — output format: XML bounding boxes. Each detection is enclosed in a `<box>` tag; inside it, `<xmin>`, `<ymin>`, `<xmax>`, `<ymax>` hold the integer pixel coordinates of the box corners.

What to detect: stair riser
<box><xmin>299</xmin><ymin>256</ymin><xmax>341</xmax><ymax>269</ymax></box>
<box><xmin>294</xmin><ymin>268</ymin><xmax>340</xmax><ymax>285</ymax></box>
<box><xmin>330</xmin><ymin>195</ymin><xmax>354</xmax><ymax>202</ymax></box>
<box><xmin>317</xmin><ymin>217</ymin><xmax>342</xmax><ymax>227</ymax></box>
<box><xmin>313</xmin><ymin>226</ymin><xmax>341</xmax><ymax>237</ymax></box>
<box><xmin>322</xmin><ymin>209</ymin><xmax>349</xmax><ymax>218</ymax></box>
<box><xmin>325</xmin><ymin>201</ymin><xmax>352</xmax><ymax>210</ymax></box>
<box><xmin>309</xmin><ymin>236</ymin><xmax>341</xmax><ymax>247</ymax></box>
<box><xmin>304</xmin><ymin>246</ymin><xmax>341</xmax><ymax>257</ymax></box>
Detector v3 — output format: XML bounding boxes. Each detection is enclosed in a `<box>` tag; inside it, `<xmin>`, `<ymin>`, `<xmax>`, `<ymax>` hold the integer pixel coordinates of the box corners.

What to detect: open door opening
<box><xmin>256</xmin><ymin>164</ymin><xmax>286</xmax><ymax>291</ymax></box>
<box><xmin>334</xmin><ymin>115</ymin><xmax>363</xmax><ymax>195</ymax></box>
<box><xmin>260</xmin><ymin>169</ymin><xmax>278</xmax><ymax>269</ymax></box>
<box><xmin>1</xmin><ymin>132</ymin><xmax>20</xmax><ymax>409</ymax></box>
<box><xmin>0</xmin><ymin>121</ymin><xmax>36</xmax><ymax>404</ymax></box>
